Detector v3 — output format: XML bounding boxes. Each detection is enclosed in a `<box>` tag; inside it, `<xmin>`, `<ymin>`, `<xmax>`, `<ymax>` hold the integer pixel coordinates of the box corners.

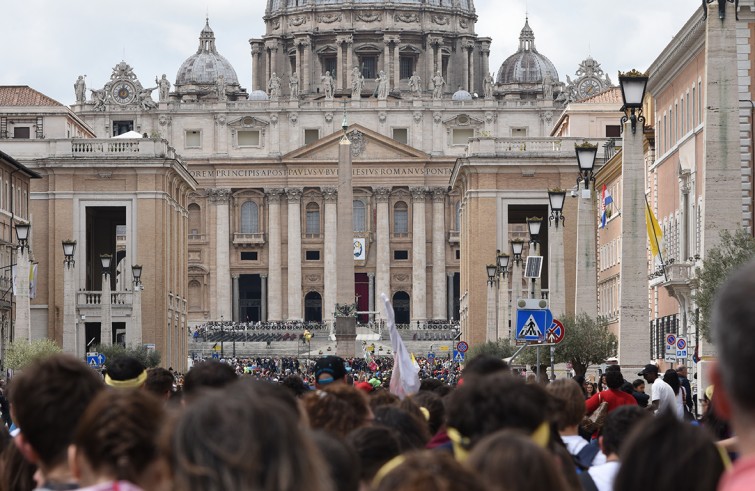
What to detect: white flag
<box><xmin>381</xmin><ymin>293</ymin><xmax>420</xmax><ymax>399</ymax></box>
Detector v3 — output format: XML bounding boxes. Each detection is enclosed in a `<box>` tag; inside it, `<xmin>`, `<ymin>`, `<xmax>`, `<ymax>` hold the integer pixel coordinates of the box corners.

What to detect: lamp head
<box><xmin>100</xmin><ymin>253</ymin><xmax>112</xmax><ymax>270</ymax></box>
<box><xmin>62</xmin><ymin>239</ymin><xmax>77</xmax><ymax>258</ymax></box>
<box><xmin>618</xmin><ymin>69</ymin><xmax>648</xmax><ymax>109</ymax></box>
<box><xmin>486</xmin><ymin>264</ymin><xmax>497</xmax><ymax>281</ymax></box>
<box><xmin>15</xmin><ymin>222</ymin><xmax>30</xmax><ymax>244</ymax></box>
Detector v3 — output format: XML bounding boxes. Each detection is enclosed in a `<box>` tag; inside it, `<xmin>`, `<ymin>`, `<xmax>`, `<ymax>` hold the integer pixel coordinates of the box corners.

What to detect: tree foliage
<box><xmin>694</xmin><ymin>229</ymin><xmax>755</xmax><ymax>342</ymax></box>
<box><xmin>552</xmin><ymin>313</ymin><xmax>616</xmax><ymax>377</ymax></box>
<box><xmin>466</xmin><ymin>339</ymin><xmax>518</xmax><ymax>361</ymax></box>
<box><xmin>93</xmin><ymin>343</ymin><xmax>161</xmax><ymax>369</ymax></box>
<box><xmin>5</xmin><ymin>338</ymin><xmax>63</xmax><ymax>371</ymax></box>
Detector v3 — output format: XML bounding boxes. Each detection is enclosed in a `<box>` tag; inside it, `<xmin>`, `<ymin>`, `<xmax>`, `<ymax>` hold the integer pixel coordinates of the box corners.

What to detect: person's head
<box><xmin>69</xmin><ymin>389</ymin><xmax>165</xmax><ymax>487</ymax></box>
<box><xmin>373</xmin><ymin>450</ymin><xmax>485</xmax><ymax>491</ymax></box>
<box><xmin>638</xmin><ymin>364</ymin><xmax>659</xmax><ymax>383</ymax></box>
<box><xmin>168</xmin><ymin>381</ymin><xmax>331</xmax><ymax>491</ymax></box>
<box><xmin>314</xmin><ymin>356</ymin><xmax>348</xmax><ymax>389</ymax></box>
<box><xmin>614</xmin><ymin>415</ymin><xmax>725</xmax><ymax>491</ymax></box>
<box><xmin>676</xmin><ymin>366</ymin><xmax>688</xmax><ymax>378</ymax></box>
<box><xmin>104</xmin><ymin>356</ymin><xmax>147</xmax><ymax>389</ymax></box>
<box><xmin>461</xmin><ymin>355</ymin><xmax>509</xmax><ymax>383</ymax></box>
<box><xmin>632</xmin><ymin>379</ymin><xmax>646</xmax><ymax>393</ymax></box>
<box><xmin>545</xmin><ymin>379</ymin><xmax>585</xmax><ymax>431</ymax></box>
<box><xmin>182</xmin><ymin>360</ymin><xmax>237</xmax><ymax>401</ymax></box>
<box><xmin>605</xmin><ymin>369</ymin><xmax>625</xmax><ymax>390</ymax></box>
<box><xmin>599</xmin><ymin>405</ymin><xmax>648</xmax><ymax>458</ymax></box>
<box><xmin>409</xmin><ymin>391</ymin><xmax>445</xmax><ymax>436</ymax></box>
<box><xmin>309</xmin><ymin>431</ymin><xmax>360</xmax><ymax>491</ymax></box>
<box><xmin>281</xmin><ymin>374</ymin><xmax>310</xmax><ymax>398</ymax></box>
<box><xmin>585</xmin><ymin>382</ymin><xmax>596</xmax><ymax>395</ymax></box>
<box><xmin>373</xmin><ymin>406</ymin><xmax>431</xmax><ymax>452</ymax></box>
<box><xmin>144</xmin><ymin>367</ymin><xmax>175</xmax><ymax>400</ymax></box>
<box><xmin>302</xmin><ymin>383</ymin><xmax>372</xmax><ymax>438</ymax></box>
<box><xmin>663</xmin><ymin>369</ymin><xmax>681</xmax><ymax>395</ymax></box>
<box><xmin>9</xmin><ymin>354</ymin><xmax>104</xmax><ymax>474</ymax></box>
<box><xmin>466</xmin><ymin>430</ymin><xmax>568</xmax><ymax>491</ymax></box>
<box><xmin>345</xmin><ymin>426</ymin><xmax>401</xmax><ymax>485</ymax></box>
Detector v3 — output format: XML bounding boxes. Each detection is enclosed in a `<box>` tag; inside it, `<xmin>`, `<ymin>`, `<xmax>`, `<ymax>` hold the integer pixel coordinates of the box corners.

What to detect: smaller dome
<box><xmin>175</xmin><ymin>19</ymin><xmax>240</xmax><ymax>86</ymax></box>
<box><xmin>496</xmin><ymin>18</ymin><xmax>559</xmax><ymax>85</ymax></box>
<box><xmin>452</xmin><ymin>88</ymin><xmax>473</xmax><ymax>101</ymax></box>
<box><xmin>249</xmin><ymin>90</ymin><xmax>270</xmax><ymax>101</ymax></box>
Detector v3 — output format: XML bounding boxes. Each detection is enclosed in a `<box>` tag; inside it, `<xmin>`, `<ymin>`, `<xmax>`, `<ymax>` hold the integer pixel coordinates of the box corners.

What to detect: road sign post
<box><xmin>452</xmin><ymin>350</ymin><xmax>465</xmax><ymax>363</ymax></box>
<box><xmin>676</xmin><ymin>337</ymin><xmax>688</xmax><ymax>361</ymax></box>
<box><xmin>86</xmin><ymin>352</ymin><xmax>106</xmax><ymax>367</ymax></box>
<box><xmin>456</xmin><ymin>341</ymin><xmax>469</xmax><ymax>353</ymax></box>
<box><xmin>664</xmin><ymin>333</ymin><xmax>677</xmax><ymax>363</ymax></box>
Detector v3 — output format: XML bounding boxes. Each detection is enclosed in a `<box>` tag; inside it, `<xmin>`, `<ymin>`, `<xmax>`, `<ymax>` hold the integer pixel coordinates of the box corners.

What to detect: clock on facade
<box><xmin>577</xmin><ymin>77</ymin><xmax>602</xmax><ymax>99</ymax></box>
<box><xmin>111</xmin><ymin>81</ymin><xmax>136</xmax><ymax>105</ymax></box>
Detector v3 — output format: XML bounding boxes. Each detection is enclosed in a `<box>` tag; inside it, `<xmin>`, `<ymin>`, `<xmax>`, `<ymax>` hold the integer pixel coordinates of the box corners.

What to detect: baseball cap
<box><xmin>638</xmin><ymin>364</ymin><xmax>659</xmax><ymax>376</ymax></box>
<box><xmin>314</xmin><ymin>356</ymin><xmax>347</xmax><ymax>385</ymax></box>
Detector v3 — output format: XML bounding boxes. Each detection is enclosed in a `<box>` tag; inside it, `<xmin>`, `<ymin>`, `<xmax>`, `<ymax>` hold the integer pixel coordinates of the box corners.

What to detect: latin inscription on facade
<box><xmin>189</xmin><ymin>167</ymin><xmax>453</xmax><ymax>179</ymax></box>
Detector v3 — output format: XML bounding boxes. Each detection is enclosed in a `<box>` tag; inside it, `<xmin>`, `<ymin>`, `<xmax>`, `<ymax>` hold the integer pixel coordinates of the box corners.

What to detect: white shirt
<box><xmin>651</xmin><ymin>378</ymin><xmax>677</xmax><ymax>417</ymax></box>
<box><xmin>587</xmin><ymin>461</ymin><xmax>621</xmax><ymax>491</ymax></box>
<box><xmin>561</xmin><ymin>434</ymin><xmax>607</xmax><ymax>467</ymax></box>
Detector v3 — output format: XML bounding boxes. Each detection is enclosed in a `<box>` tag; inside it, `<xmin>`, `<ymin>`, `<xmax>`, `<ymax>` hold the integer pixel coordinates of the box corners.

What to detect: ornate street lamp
<box><xmin>486</xmin><ymin>264</ymin><xmax>497</xmax><ymax>285</ymax></box>
<box><xmin>99</xmin><ymin>254</ymin><xmax>112</xmax><ymax>278</ymax></box>
<box><xmin>548</xmin><ymin>189</ymin><xmax>566</xmax><ymax>228</ymax></box>
<box><xmin>618</xmin><ymin>69</ymin><xmax>649</xmax><ymax>134</ymax></box>
<box><xmin>131</xmin><ymin>264</ymin><xmax>143</xmax><ymax>287</ymax></box>
<box><xmin>16</xmin><ymin>223</ymin><xmax>30</xmax><ymax>251</ymax></box>
<box><xmin>497</xmin><ymin>252</ymin><xmax>510</xmax><ymax>277</ymax></box>
<box><xmin>526</xmin><ymin>217</ymin><xmax>543</xmax><ymax>245</ymax></box>
<box><xmin>511</xmin><ymin>240</ymin><xmax>525</xmax><ymax>264</ymax></box>
<box><xmin>62</xmin><ymin>240</ymin><xmax>76</xmax><ymax>268</ymax></box>
<box><xmin>576</xmin><ymin>142</ymin><xmax>598</xmax><ymax>191</ymax></box>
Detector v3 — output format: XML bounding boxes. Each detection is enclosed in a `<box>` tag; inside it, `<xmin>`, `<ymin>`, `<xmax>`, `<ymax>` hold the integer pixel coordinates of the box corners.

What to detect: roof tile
<box><xmin>0</xmin><ymin>86</ymin><xmax>65</xmax><ymax>107</ymax></box>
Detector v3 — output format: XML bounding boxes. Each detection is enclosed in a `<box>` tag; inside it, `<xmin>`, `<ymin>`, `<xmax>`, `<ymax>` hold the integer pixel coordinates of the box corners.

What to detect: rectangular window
<box><xmin>394</xmin><ymin>250</ymin><xmax>409</xmax><ymax>260</ymax></box>
<box><xmin>13</xmin><ymin>127</ymin><xmax>30</xmax><ymax>139</ymax></box>
<box><xmin>452</xmin><ymin>128</ymin><xmax>475</xmax><ymax>145</ymax></box>
<box><xmin>698</xmin><ymin>81</ymin><xmax>702</xmax><ymax>124</ymax></box>
<box><xmin>185</xmin><ymin>130</ymin><xmax>201</xmax><ymax>148</ymax></box>
<box><xmin>304</xmin><ymin>129</ymin><xmax>320</xmax><ymax>145</ymax></box>
<box><xmin>112</xmin><ymin>120</ymin><xmax>134</xmax><ymax>136</ymax></box>
<box><xmin>240</xmin><ymin>251</ymin><xmax>258</xmax><ymax>261</ymax></box>
<box><xmin>686</xmin><ymin>93</ymin><xmax>690</xmax><ymax>131</ymax></box>
<box><xmin>399</xmin><ymin>56</ymin><xmax>414</xmax><ymax>79</ymax></box>
<box><xmin>680</xmin><ymin>97</ymin><xmax>685</xmax><ymax>134</ymax></box>
<box><xmin>324</xmin><ymin>57</ymin><xmax>337</xmax><ymax>78</ymax></box>
<box><xmin>455</xmin><ymin>249</ymin><xmax>460</xmax><ymax>260</ymax></box>
<box><xmin>361</xmin><ymin>56</ymin><xmax>377</xmax><ymax>79</ymax></box>
<box><xmin>392</xmin><ymin>128</ymin><xmax>408</xmax><ymax>144</ymax></box>
<box><xmin>670</xmin><ymin>108</ymin><xmax>674</xmax><ymax>144</ymax></box>
<box><xmin>692</xmin><ymin>86</ymin><xmax>696</xmax><ymax>127</ymax></box>
<box><xmin>663</xmin><ymin>115</ymin><xmax>667</xmax><ymax>153</ymax></box>
<box><xmin>305</xmin><ymin>250</ymin><xmax>321</xmax><ymax>261</ymax></box>
<box><xmin>605</xmin><ymin>125</ymin><xmax>621</xmax><ymax>138</ymax></box>
<box><xmin>237</xmin><ymin>130</ymin><xmax>260</xmax><ymax>147</ymax></box>
<box><xmin>306</xmin><ymin>209</ymin><xmax>321</xmax><ymax>236</ymax></box>
<box><xmin>511</xmin><ymin>127</ymin><xmax>527</xmax><ymax>137</ymax></box>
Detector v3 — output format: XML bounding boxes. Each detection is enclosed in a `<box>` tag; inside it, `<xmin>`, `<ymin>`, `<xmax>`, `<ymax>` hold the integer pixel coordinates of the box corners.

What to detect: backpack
<box><xmin>574</xmin><ymin>441</ymin><xmax>601</xmax><ymax>472</ymax></box>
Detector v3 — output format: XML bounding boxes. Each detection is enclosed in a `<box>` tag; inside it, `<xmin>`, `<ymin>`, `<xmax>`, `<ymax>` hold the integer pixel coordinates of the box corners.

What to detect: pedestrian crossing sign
<box><xmin>453</xmin><ymin>350</ymin><xmax>465</xmax><ymax>362</ymax></box>
<box><xmin>516</xmin><ymin>308</ymin><xmax>553</xmax><ymax>342</ymax></box>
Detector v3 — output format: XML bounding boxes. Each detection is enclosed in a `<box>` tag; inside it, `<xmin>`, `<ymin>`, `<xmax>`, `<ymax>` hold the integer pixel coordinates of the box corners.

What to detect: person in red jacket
<box><xmin>586</xmin><ymin>369</ymin><xmax>638</xmax><ymax>416</ymax></box>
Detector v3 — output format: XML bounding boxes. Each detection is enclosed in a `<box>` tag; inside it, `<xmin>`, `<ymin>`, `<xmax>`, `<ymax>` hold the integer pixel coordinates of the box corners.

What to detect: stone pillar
<box><xmin>295</xmin><ymin>44</ymin><xmax>302</xmax><ymax>91</ymax></box>
<box><xmin>302</xmin><ymin>38</ymin><xmax>311</xmax><ymax>94</ymax></box>
<box><xmin>499</xmin><ymin>272</ymin><xmax>510</xmax><ymax>339</ymax></box>
<box><xmin>336</xmin><ymin>38</ymin><xmax>344</xmax><ymax>91</ymax></box>
<box><xmin>260</xmin><ymin>274</ymin><xmax>268</xmax><ymax>321</ymax></box>
<box><xmin>336</xmin><ymin>133</ymin><xmax>356</xmax><ymax>357</ymax></box>
<box><xmin>447</xmin><ymin>272</ymin><xmax>455</xmax><ymax>322</ymax></box>
<box><xmin>210</xmin><ymin>188</ymin><xmax>232</xmax><ymax>321</ymax></box>
<box><xmin>63</xmin><ymin>257</ymin><xmax>77</xmax><ymax>354</ymax></box>
<box><xmin>368</xmin><ymin>272</ymin><xmax>375</xmax><ymax>324</ymax></box>
<box><xmin>266</xmin><ymin>40</ymin><xmax>278</xmax><ymax>84</ymax></box>
<box><xmin>481</xmin><ymin>41</ymin><xmax>491</xmax><ymax>85</ymax></box>
<box><xmin>374</xmin><ymin>187</ymin><xmax>391</xmax><ymax>320</ymax></box>
<box><xmin>14</xmin><ymin>248</ymin><xmax>30</xmax><ymax>343</ymax></box>
<box><xmin>575</xmin><ymin>183</ymin><xmax>598</xmax><ymax>318</ymax></box>
<box><xmin>468</xmin><ymin>44</ymin><xmax>475</xmax><ymax>94</ymax></box>
<box><xmin>251</xmin><ymin>44</ymin><xmax>261</xmax><ymax>91</ymax></box>
<box><xmin>346</xmin><ymin>38</ymin><xmax>354</xmax><ymax>90</ymax></box>
<box><xmin>323</xmin><ymin>187</ymin><xmax>338</xmax><ymax>325</ymax></box>
<box><xmin>266</xmin><ymin>189</ymin><xmax>283</xmax><ymax>321</ymax></box>
<box><xmin>286</xmin><ymin>188</ymin><xmax>303</xmax><ymax>320</ymax></box>
<box><xmin>232</xmin><ymin>274</ymin><xmax>240</xmax><ymax>322</ymax></box>
<box><xmin>462</xmin><ymin>42</ymin><xmax>470</xmax><ymax>92</ymax></box>
<box><xmin>431</xmin><ymin>188</ymin><xmax>447</xmax><ymax>319</ymax></box>
<box><xmin>426</xmin><ymin>40</ymin><xmax>436</xmax><ymax>84</ymax></box>
<box><xmin>393</xmin><ymin>37</ymin><xmax>401</xmax><ymax>90</ymax></box>
<box><xmin>486</xmin><ymin>279</ymin><xmax>496</xmax><ymax>342</ymax></box>
<box><xmin>129</xmin><ymin>284</ymin><xmax>142</xmax><ymax>346</ymax></box>
<box><xmin>100</xmin><ymin>270</ymin><xmax>112</xmax><ymax>346</ymax></box>
<box><xmin>511</xmin><ymin>254</ymin><xmax>523</xmax><ymax>328</ymax></box>
<box><xmin>383</xmin><ymin>37</ymin><xmax>391</xmax><ymax>75</ymax></box>
<box><xmin>548</xmin><ymin>221</ymin><xmax>566</xmax><ymax>318</ymax></box>
<box><xmin>410</xmin><ymin>187</ymin><xmax>427</xmax><ymax>326</ymax></box>
<box><xmin>619</xmin><ymin>118</ymin><xmax>650</xmax><ymax>366</ymax></box>
<box><xmin>436</xmin><ymin>42</ymin><xmax>443</xmax><ymax>78</ymax></box>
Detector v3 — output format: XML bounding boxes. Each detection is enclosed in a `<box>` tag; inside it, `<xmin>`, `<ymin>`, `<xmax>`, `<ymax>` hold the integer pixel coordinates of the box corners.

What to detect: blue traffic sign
<box><xmin>427</xmin><ymin>353</ymin><xmax>436</xmax><ymax>364</ymax></box>
<box><xmin>516</xmin><ymin>309</ymin><xmax>553</xmax><ymax>342</ymax></box>
<box><xmin>212</xmin><ymin>352</ymin><xmax>220</xmax><ymax>359</ymax></box>
<box><xmin>86</xmin><ymin>352</ymin><xmax>106</xmax><ymax>367</ymax></box>
<box><xmin>453</xmin><ymin>350</ymin><xmax>465</xmax><ymax>363</ymax></box>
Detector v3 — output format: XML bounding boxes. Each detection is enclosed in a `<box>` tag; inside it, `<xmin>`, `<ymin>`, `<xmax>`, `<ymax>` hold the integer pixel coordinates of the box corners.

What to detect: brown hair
<box><xmin>374</xmin><ymin>450</ymin><xmax>485</xmax><ymax>491</ymax></box>
<box><xmin>546</xmin><ymin>379</ymin><xmax>586</xmax><ymax>430</ymax></box>
<box><xmin>8</xmin><ymin>354</ymin><xmax>104</xmax><ymax>469</ymax></box>
<box><xmin>302</xmin><ymin>384</ymin><xmax>371</xmax><ymax>438</ymax></box>
<box><xmin>72</xmin><ymin>388</ymin><xmax>165</xmax><ymax>485</ymax></box>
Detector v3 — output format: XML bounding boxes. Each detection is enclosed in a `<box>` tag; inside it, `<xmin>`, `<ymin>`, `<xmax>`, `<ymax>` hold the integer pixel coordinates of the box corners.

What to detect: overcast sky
<box><xmin>3</xmin><ymin>0</ymin><xmax>700</xmax><ymax>105</ymax></box>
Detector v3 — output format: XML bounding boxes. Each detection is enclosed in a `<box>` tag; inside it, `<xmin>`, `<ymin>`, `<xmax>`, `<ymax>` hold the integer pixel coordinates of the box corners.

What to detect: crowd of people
<box><xmin>3</xmin><ymin>259</ymin><xmax>755</xmax><ymax>490</ymax></box>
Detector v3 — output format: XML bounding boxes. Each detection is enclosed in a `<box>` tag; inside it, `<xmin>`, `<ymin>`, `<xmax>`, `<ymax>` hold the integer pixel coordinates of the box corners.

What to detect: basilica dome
<box><xmin>175</xmin><ymin>20</ymin><xmax>240</xmax><ymax>86</ymax></box>
<box><xmin>266</xmin><ymin>0</ymin><xmax>475</xmax><ymax>15</ymax></box>
<box><xmin>496</xmin><ymin>19</ymin><xmax>559</xmax><ymax>85</ymax></box>
<box><xmin>452</xmin><ymin>88</ymin><xmax>473</xmax><ymax>101</ymax></box>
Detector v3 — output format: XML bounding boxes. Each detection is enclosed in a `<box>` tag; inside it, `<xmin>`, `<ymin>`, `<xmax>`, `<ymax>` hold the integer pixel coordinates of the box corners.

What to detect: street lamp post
<box><xmin>100</xmin><ymin>254</ymin><xmax>113</xmax><ymax>346</ymax></box>
<box><xmin>548</xmin><ymin>190</ymin><xmax>567</xmax><ymax>317</ymax></box>
<box><xmin>510</xmin><ymin>239</ymin><xmax>525</xmax><ymax>322</ymax></box>
<box><xmin>486</xmin><ymin>263</ymin><xmax>498</xmax><ymax>342</ymax></box>
<box><xmin>220</xmin><ymin>315</ymin><xmax>225</xmax><ymax>359</ymax></box>
<box><xmin>62</xmin><ymin>240</ymin><xmax>77</xmax><ymax>355</ymax></box>
<box><xmin>130</xmin><ymin>264</ymin><xmax>143</xmax><ymax>347</ymax></box>
<box><xmin>14</xmin><ymin>223</ymin><xmax>32</xmax><ymax>344</ymax></box>
<box><xmin>526</xmin><ymin>217</ymin><xmax>543</xmax><ymax>300</ymax></box>
<box><xmin>496</xmin><ymin>252</ymin><xmax>510</xmax><ymax>339</ymax></box>
<box><xmin>574</xmin><ymin>142</ymin><xmax>599</xmax><ymax>318</ymax></box>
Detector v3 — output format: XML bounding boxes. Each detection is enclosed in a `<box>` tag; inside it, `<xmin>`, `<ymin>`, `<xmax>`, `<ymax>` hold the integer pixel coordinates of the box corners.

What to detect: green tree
<box><xmin>466</xmin><ymin>339</ymin><xmax>518</xmax><ymax>361</ymax></box>
<box><xmin>5</xmin><ymin>338</ymin><xmax>62</xmax><ymax>371</ymax></box>
<box><xmin>552</xmin><ymin>313</ymin><xmax>616</xmax><ymax>377</ymax></box>
<box><xmin>694</xmin><ymin>229</ymin><xmax>755</xmax><ymax>342</ymax></box>
<box><xmin>93</xmin><ymin>343</ymin><xmax>161</xmax><ymax>369</ymax></box>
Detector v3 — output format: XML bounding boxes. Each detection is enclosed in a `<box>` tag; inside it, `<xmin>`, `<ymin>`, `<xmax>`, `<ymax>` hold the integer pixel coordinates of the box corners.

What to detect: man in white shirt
<box><xmin>639</xmin><ymin>364</ymin><xmax>676</xmax><ymax>416</ymax></box>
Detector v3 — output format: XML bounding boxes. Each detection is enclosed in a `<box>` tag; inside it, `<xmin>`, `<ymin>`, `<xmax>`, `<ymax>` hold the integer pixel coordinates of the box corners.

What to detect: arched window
<box><xmin>455</xmin><ymin>201</ymin><xmax>461</xmax><ymax>231</ymax></box>
<box><xmin>393</xmin><ymin>201</ymin><xmax>408</xmax><ymax>235</ymax></box>
<box><xmin>188</xmin><ymin>203</ymin><xmax>201</xmax><ymax>236</ymax></box>
<box><xmin>306</xmin><ymin>202</ymin><xmax>320</xmax><ymax>236</ymax></box>
<box><xmin>240</xmin><ymin>201</ymin><xmax>259</xmax><ymax>234</ymax></box>
<box><xmin>353</xmin><ymin>199</ymin><xmax>366</xmax><ymax>232</ymax></box>
<box><xmin>392</xmin><ymin>291</ymin><xmax>410</xmax><ymax>325</ymax></box>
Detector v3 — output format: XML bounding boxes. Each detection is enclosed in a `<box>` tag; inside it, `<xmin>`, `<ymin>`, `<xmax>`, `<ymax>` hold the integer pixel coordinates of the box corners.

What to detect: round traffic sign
<box><xmin>676</xmin><ymin>338</ymin><xmax>686</xmax><ymax>350</ymax></box>
<box><xmin>665</xmin><ymin>334</ymin><xmax>676</xmax><ymax>346</ymax></box>
<box><xmin>546</xmin><ymin>320</ymin><xmax>565</xmax><ymax>344</ymax></box>
<box><xmin>456</xmin><ymin>341</ymin><xmax>469</xmax><ymax>353</ymax></box>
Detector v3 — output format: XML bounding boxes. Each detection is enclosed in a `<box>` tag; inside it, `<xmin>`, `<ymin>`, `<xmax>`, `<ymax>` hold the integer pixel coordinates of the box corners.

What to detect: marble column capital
<box><xmin>232</xmin><ymin>273</ymin><xmax>240</xmax><ymax>279</ymax></box>
<box><xmin>261</xmin><ymin>274</ymin><xmax>268</xmax><ymax>279</ymax></box>
<box><xmin>322</xmin><ymin>187</ymin><xmax>338</xmax><ymax>201</ymax></box>
<box><xmin>367</xmin><ymin>272</ymin><xmax>375</xmax><ymax>278</ymax></box>
<box><xmin>373</xmin><ymin>187</ymin><xmax>391</xmax><ymax>202</ymax></box>
<box><xmin>410</xmin><ymin>186</ymin><xmax>428</xmax><ymax>201</ymax></box>
<box><xmin>285</xmin><ymin>187</ymin><xmax>303</xmax><ymax>202</ymax></box>
<box><xmin>207</xmin><ymin>188</ymin><xmax>231</xmax><ymax>203</ymax></box>
<box><xmin>430</xmin><ymin>187</ymin><xmax>447</xmax><ymax>202</ymax></box>
<box><xmin>265</xmin><ymin>188</ymin><xmax>284</xmax><ymax>203</ymax></box>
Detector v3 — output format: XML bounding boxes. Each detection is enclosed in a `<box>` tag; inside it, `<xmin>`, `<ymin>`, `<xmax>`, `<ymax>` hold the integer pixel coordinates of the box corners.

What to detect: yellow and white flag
<box><xmin>645</xmin><ymin>196</ymin><xmax>664</xmax><ymax>264</ymax></box>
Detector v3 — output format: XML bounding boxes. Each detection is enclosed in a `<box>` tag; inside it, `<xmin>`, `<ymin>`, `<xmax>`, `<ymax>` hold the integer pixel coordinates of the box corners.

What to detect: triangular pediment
<box><xmin>282</xmin><ymin>124</ymin><xmax>429</xmax><ymax>162</ymax></box>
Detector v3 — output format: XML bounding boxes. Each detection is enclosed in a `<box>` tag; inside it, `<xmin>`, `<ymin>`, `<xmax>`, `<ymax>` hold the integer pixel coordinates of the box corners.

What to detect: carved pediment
<box><xmin>282</xmin><ymin>124</ymin><xmax>429</xmax><ymax>161</ymax></box>
<box><xmin>442</xmin><ymin>114</ymin><xmax>484</xmax><ymax>127</ymax></box>
<box><xmin>228</xmin><ymin>116</ymin><xmax>270</xmax><ymax>128</ymax></box>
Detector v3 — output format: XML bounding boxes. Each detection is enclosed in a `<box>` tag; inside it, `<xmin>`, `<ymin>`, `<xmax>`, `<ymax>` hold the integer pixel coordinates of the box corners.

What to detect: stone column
<box><xmin>462</xmin><ymin>42</ymin><xmax>470</xmax><ymax>92</ymax></box>
<box><xmin>486</xmin><ymin>279</ymin><xmax>496</xmax><ymax>342</ymax></box>
<box><xmin>575</xmin><ymin>183</ymin><xmax>598</xmax><ymax>318</ymax></box>
<box><xmin>511</xmin><ymin>253</ymin><xmax>523</xmax><ymax>328</ymax></box>
<box><xmin>14</xmin><ymin>248</ymin><xmax>30</xmax><ymax>343</ymax></box>
<box><xmin>336</xmin><ymin>37</ymin><xmax>344</xmax><ymax>91</ymax></box>
<box><xmin>266</xmin><ymin>189</ymin><xmax>283</xmax><ymax>321</ymax></box>
<box><xmin>286</xmin><ymin>188</ymin><xmax>303</xmax><ymax>320</ymax></box>
<box><xmin>374</xmin><ymin>188</ymin><xmax>391</xmax><ymax>319</ymax></box>
<box><xmin>260</xmin><ymin>274</ymin><xmax>268</xmax><ymax>321</ymax></box>
<box><xmin>302</xmin><ymin>38</ymin><xmax>311</xmax><ymax>94</ymax></box>
<box><xmin>367</xmin><ymin>272</ymin><xmax>375</xmax><ymax>324</ymax></box>
<box><xmin>481</xmin><ymin>41</ymin><xmax>491</xmax><ymax>84</ymax></box>
<box><xmin>410</xmin><ymin>187</ymin><xmax>427</xmax><ymax>326</ymax></box>
<box><xmin>499</xmin><ymin>272</ymin><xmax>510</xmax><ymax>339</ymax></box>
<box><xmin>548</xmin><ymin>221</ymin><xmax>566</xmax><ymax>318</ymax></box>
<box><xmin>431</xmin><ymin>188</ymin><xmax>447</xmax><ymax>319</ymax></box>
<box><xmin>63</xmin><ymin>256</ymin><xmax>77</xmax><ymax>354</ymax></box>
<box><xmin>383</xmin><ymin>37</ymin><xmax>391</xmax><ymax>75</ymax></box>
<box><xmin>251</xmin><ymin>44</ymin><xmax>261</xmax><ymax>91</ymax></box>
<box><xmin>129</xmin><ymin>283</ymin><xmax>142</xmax><ymax>346</ymax></box>
<box><xmin>295</xmin><ymin>44</ymin><xmax>302</xmax><ymax>90</ymax></box>
<box><xmin>426</xmin><ymin>40</ymin><xmax>436</xmax><ymax>83</ymax></box>
<box><xmin>393</xmin><ymin>37</ymin><xmax>401</xmax><ymax>90</ymax></box>
<box><xmin>619</xmin><ymin>118</ymin><xmax>650</xmax><ymax>366</ymax></box>
<box><xmin>436</xmin><ymin>42</ymin><xmax>443</xmax><ymax>78</ymax></box>
<box><xmin>266</xmin><ymin>40</ymin><xmax>278</xmax><ymax>83</ymax></box>
<box><xmin>323</xmin><ymin>187</ymin><xmax>338</xmax><ymax>325</ymax></box>
<box><xmin>232</xmin><ymin>274</ymin><xmax>240</xmax><ymax>322</ymax></box>
<box><xmin>336</xmin><ymin>133</ymin><xmax>356</xmax><ymax>357</ymax></box>
<box><xmin>346</xmin><ymin>37</ymin><xmax>354</xmax><ymax>90</ymax></box>
<box><xmin>447</xmin><ymin>273</ymin><xmax>455</xmax><ymax>322</ymax></box>
<box><xmin>100</xmin><ymin>270</ymin><xmax>112</xmax><ymax>346</ymax></box>
<box><xmin>210</xmin><ymin>188</ymin><xmax>232</xmax><ymax>321</ymax></box>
